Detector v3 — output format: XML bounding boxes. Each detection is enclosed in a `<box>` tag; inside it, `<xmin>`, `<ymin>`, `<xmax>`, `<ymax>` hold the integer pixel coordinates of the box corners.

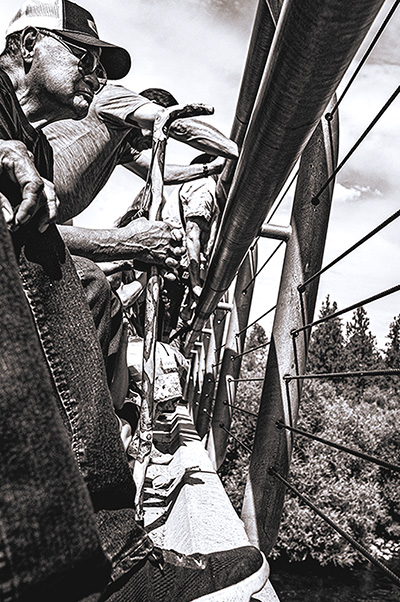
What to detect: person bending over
<box><xmin>0</xmin><ymin>1</ymin><xmax>267</xmax><ymax>601</ymax></box>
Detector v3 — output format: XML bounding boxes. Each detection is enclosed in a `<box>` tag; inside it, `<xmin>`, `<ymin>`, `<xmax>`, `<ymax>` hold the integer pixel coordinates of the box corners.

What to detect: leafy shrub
<box><xmin>270</xmin><ymin>380</ymin><xmax>400</xmax><ymax>566</ymax></box>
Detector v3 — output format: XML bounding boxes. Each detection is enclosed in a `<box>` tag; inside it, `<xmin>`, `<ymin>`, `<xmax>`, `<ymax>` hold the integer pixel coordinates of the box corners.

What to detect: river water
<box><xmin>268</xmin><ymin>558</ymin><xmax>400</xmax><ymax>602</ymax></box>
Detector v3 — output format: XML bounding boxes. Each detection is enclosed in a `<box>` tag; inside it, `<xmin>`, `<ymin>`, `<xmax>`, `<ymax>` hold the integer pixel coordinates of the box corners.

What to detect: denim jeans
<box><xmin>0</xmin><ymin>214</ymin><xmax>152</xmax><ymax>601</ymax></box>
<box><xmin>73</xmin><ymin>256</ymin><xmax>123</xmax><ymax>388</ymax></box>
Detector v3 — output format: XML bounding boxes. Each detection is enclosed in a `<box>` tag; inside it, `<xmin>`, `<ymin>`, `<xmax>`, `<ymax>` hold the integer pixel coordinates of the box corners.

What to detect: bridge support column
<box><xmin>241</xmin><ymin>100</ymin><xmax>339</xmax><ymax>553</ymax></box>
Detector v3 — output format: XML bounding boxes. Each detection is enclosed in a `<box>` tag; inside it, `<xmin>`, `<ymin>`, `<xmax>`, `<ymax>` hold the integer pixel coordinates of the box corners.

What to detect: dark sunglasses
<box><xmin>38</xmin><ymin>29</ymin><xmax>107</xmax><ymax>92</ymax></box>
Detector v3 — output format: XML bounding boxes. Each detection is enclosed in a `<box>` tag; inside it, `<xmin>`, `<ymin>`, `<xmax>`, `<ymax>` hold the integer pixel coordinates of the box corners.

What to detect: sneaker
<box><xmin>100</xmin><ymin>545</ymin><xmax>268</xmax><ymax>602</ymax></box>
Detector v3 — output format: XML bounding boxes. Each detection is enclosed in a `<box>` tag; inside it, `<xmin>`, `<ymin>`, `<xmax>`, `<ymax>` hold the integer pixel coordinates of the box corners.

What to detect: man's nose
<box><xmin>84</xmin><ymin>71</ymin><xmax>100</xmax><ymax>93</ymax></box>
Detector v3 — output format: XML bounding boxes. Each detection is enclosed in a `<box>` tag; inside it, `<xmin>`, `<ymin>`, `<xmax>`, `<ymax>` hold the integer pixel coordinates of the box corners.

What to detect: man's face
<box><xmin>29</xmin><ymin>30</ymin><xmax>103</xmax><ymax>121</ymax></box>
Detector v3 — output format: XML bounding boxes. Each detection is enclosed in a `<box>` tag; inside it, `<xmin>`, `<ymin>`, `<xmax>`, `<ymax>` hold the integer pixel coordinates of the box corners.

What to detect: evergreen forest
<box><xmin>218</xmin><ymin>296</ymin><xmax>400</xmax><ymax>568</ymax></box>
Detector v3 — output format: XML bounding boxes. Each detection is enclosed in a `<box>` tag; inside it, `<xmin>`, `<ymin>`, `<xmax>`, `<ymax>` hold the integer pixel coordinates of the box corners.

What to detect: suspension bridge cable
<box><xmin>219</xmin><ymin>423</ymin><xmax>252</xmax><ymax>453</ymax></box>
<box><xmin>223</xmin><ymin>401</ymin><xmax>258</xmax><ymax>417</ymax></box>
<box><xmin>267</xmin><ymin>169</ymin><xmax>299</xmax><ymax>223</ymax></box>
<box><xmin>214</xmin><ymin>342</ymin><xmax>227</xmax><ymax>354</ymax></box>
<box><xmin>243</xmin><ymin>241</ymin><xmax>284</xmax><ymax>293</ymax></box>
<box><xmin>326</xmin><ymin>0</ymin><xmax>400</xmax><ymax>119</ymax></box>
<box><xmin>292</xmin><ymin>284</ymin><xmax>400</xmax><ymax>335</ymax></box>
<box><xmin>284</xmin><ymin>369</ymin><xmax>400</xmax><ymax>380</ymax></box>
<box><xmin>269</xmin><ymin>468</ymin><xmax>400</xmax><ymax>588</ymax></box>
<box><xmin>312</xmin><ymin>84</ymin><xmax>400</xmax><ymax>205</ymax></box>
<box><xmin>265</xmin><ymin>0</ymin><xmax>278</xmax><ymax>27</ymax></box>
<box><xmin>276</xmin><ymin>420</ymin><xmax>400</xmax><ymax>472</ymax></box>
<box><xmin>233</xmin><ymin>340</ymin><xmax>271</xmax><ymax>360</ymax></box>
<box><xmin>229</xmin><ymin>377</ymin><xmax>265</xmax><ymax>383</ymax></box>
<box><xmin>212</xmin><ymin>340</ymin><xmax>269</xmax><ymax>369</ymax></box>
<box><xmin>235</xmin><ymin>305</ymin><xmax>277</xmax><ymax>339</ymax></box>
<box><xmin>299</xmin><ymin>208</ymin><xmax>400</xmax><ymax>292</ymax></box>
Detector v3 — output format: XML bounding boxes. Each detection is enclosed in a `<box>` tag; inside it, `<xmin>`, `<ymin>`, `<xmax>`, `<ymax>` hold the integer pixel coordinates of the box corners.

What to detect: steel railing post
<box><xmin>241</xmin><ymin>98</ymin><xmax>339</xmax><ymax>553</ymax></box>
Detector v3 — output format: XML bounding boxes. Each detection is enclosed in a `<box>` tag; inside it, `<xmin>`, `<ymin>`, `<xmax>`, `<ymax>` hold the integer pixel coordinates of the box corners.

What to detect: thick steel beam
<box><xmin>195</xmin><ymin>323</ymin><xmax>216</xmax><ymax>439</ymax></box>
<box><xmin>185</xmin><ymin>0</ymin><xmax>385</xmax><ymax>354</ymax></box>
<box><xmin>207</xmin><ymin>245</ymin><xmax>258</xmax><ymax>470</ymax></box>
<box><xmin>241</xmin><ymin>98</ymin><xmax>339</xmax><ymax>554</ymax></box>
<box><xmin>217</xmin><ymin>0</ymin><xmax>283</xmax><ymax>206</ymax></box>
<box><xmin>186</xmin><ymin>342</ymin><xmax>203</xmax><ymax>419</ymax></box>
<box><xmin>231</xmin><ymin>0</ymin><xmax>282</xmax><ymax>147</ymax></box>
<box><xmin>193</xmin><ymin>338</ymin><xmax>207</xmax><ymax>424</ymax></box>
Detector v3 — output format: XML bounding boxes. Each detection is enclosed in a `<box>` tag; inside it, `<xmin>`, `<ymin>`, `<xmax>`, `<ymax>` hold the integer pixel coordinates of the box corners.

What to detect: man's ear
<box><xmin>20</xmin><ymin>27</ymin><xmax>40</xmax><ymax>65</ymax></box>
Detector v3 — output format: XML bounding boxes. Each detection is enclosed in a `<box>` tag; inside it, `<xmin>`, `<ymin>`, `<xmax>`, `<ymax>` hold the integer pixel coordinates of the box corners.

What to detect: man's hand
<box><xmin>128</xmin><ymin>103</ymin><xmax>238</xmax><ymax>159</ymax></box>
<box><xmin>208</xmin><ymin>156</ymin><xmax>226</xmax><ymax>175</ymax></box>
<box><xmin>122</xmin><ymin>217</ymin><xmax>185</xmax><ymax>277</ymax></box>
<box><xmin>0</xmin><ymin>140</ymin><xmax>59</xmax><ymax>232</ymax></box>
<box><xmin>59</xmin><ymin>218</ymin><xmax>185</xmax><ymax>280</ymax></box>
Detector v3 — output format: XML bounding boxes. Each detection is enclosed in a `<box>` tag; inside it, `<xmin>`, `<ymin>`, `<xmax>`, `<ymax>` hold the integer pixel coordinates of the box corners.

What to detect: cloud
<box><xmin>333</xmin><ymin>183</ymin><xmax>383</xmax><ymax>205</ymax></box>
<box><xmin>336</xmin><ymin>61</ymin><xmax>400</xmax><ymax>196</ymax></box>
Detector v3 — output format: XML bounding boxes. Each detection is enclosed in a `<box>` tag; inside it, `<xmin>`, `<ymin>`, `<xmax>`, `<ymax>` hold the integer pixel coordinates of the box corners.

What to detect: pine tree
<box><xmin>243</xmin><ymin>323</ymin><xmax>268</xmax><ymax>373</ymax></box>
<box><xmin>384</xmin><ymin>314</ymin><xmax>400</xmax><ymax>368</ymax></box>
<box><xmin>345</xmin><ymin>306</ymin><xmax>382</xmax><ymax>395</ymax></box>
<box><xmin>345</xmin><ymin>306</ymin><xmax>380</xmax><ymax>370</ymax></box>
<box><xmin>383</xmin><ymin>313</ymin><xmax>400</xmax><ymax>392</ymax></box>
<box><xmin>245</xmin><ymin>322</ymin><xmax>268</xmax><ymax>350</ymax></box>
<box><xmin>306</xmin><ymin>295</ymin><xmax>345</xmax><ymax>376</ymax></box>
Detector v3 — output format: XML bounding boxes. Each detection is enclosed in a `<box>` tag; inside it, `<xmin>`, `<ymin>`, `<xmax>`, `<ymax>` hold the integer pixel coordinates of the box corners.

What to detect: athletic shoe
<box><xmin>100</xmin><ymin>545</ymin><xmax>268</xmax><ymax>602</ymax></box>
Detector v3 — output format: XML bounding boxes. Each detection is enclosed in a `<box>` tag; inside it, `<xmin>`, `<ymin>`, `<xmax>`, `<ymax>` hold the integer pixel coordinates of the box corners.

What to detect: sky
<box><xmin>1</xmin><ymin>0</ymin><xmax>399</xmax><ymax>349</ymax></box>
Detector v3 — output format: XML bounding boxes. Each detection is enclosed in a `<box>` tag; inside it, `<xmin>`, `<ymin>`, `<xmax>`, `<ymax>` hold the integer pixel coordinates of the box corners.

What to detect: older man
<box><xmin>43</xmin><ymin>82</ymin><xmax>232</xmax><ymax>404</ymax></box>
<box><xmin>44</xmin><ymin>83</ymin><xmax>234</xmax><ymax>226</ymax></box>
<box><xmin>0</xmin><ymin>1</ymin><xmax>267</xmax><ymax>602</ymax></box>
<box><xmin>43</xmin><ymin>82</ymin><xmax>235</xmax><ymax>404</ymax></box>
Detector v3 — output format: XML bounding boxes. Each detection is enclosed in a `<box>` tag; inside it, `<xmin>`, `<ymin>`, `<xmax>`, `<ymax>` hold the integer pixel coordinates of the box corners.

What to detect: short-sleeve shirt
<box><xmin>179</xmin><ymin>177</ymin><xmax>218</xmax><ymax>225</ymax></box>
<box><xmin>0</xmin><ymin>69</ymin><xmax>53</xmax><ymax>207</ymax></box>
<box><xmin>43</xmin><ymin>83</ymin><xmax>150</xmax><ymax>222</ymax></box>
<box><xmin>162</xmin><ymin>176</ymin><xmax>219</xmax><ymax>263</ymax></box>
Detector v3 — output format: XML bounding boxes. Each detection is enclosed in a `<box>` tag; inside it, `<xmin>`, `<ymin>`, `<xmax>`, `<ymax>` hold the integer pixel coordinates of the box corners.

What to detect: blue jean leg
<box><xmin>73</xmin><ymin>256</ymin><xmax>124</xmax><ymax>388</ymax></box>
<box><xmin>7</xmin><ymin>220</ymin><xmax>152</xmax><ymax>591</ymax></box>
<box><xmin>0</xmin><ymin>212</ymin><xmax>110</xmax><ymax>602</ymax></box>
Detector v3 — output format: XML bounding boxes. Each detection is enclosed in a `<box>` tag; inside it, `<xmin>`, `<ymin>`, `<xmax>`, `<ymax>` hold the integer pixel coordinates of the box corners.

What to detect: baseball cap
<box><xmin>6</xmin><ymin>0</ymin><xmax>131</xmax><ymax>79</ymax></box>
